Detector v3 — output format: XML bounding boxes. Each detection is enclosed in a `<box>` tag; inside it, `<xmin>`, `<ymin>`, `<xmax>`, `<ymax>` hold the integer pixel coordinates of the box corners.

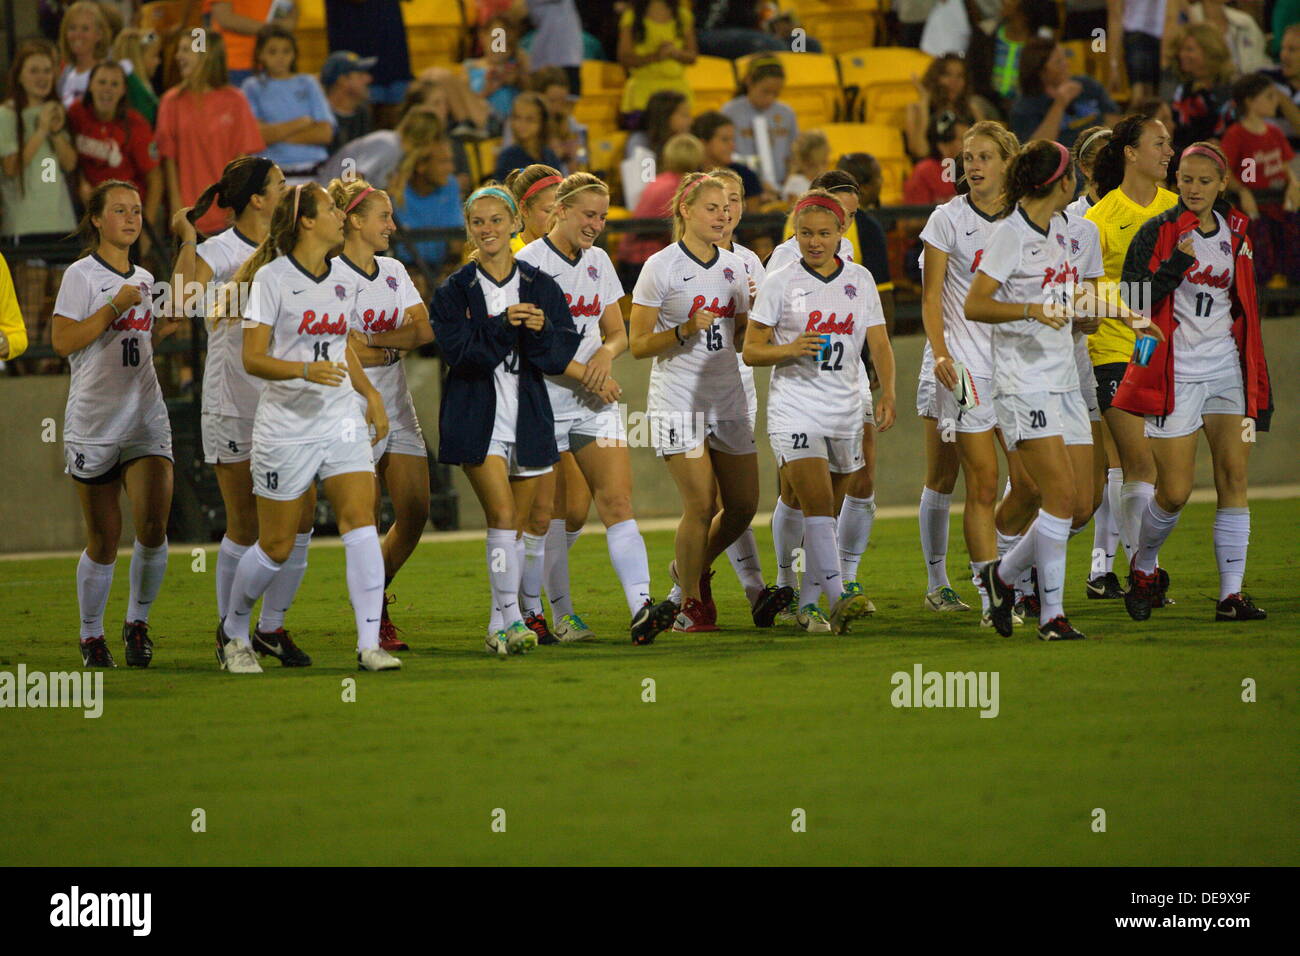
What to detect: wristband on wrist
<box><xmin>383</xmin><ymin>347</ymin><xmax>399</xmax><ymax>366</ymax></box>
<box><xmin>1022</xmin><ymin>302</ymin><xmax>1032</xmax><ymax>321</ymax></box>
<box><xmin>673</xmin><ymin>325</ymin><xmax>686</xmax><ymax>345</ymax></box>
<box><xmin>109</xmin><ymin>299</ymin><xmax>122</xmax><ymax>317</ymax></box>
<box><xmin>301</xmin><ymin>362</ymin><xmax>308</xmax><ymax>380</ymax></box>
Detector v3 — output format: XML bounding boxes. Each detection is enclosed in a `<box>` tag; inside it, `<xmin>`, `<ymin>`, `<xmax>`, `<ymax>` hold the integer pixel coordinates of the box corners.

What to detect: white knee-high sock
<box><xmin>919</xmin><ymin>486</ymin><xmax>951</xmax><ymax>589</ymax></box>
<box><xmin>1135</xmin><ymin>500</ymin><xmax>1179</xmax><ymax>575</ymax></box>
<box><xmin>998</xmin><ymin>520</ymin><xmax>1038</xmax><ymax>587</ymax></box>
<box><xmin>607</xmin><ymin>518</ymin><xmax>652</xmax><ymax>613</ymax></box>
<box><xmin>996</xmin><ymin>529</ymin><xmax>1020</xmax><ymax>558</ymax></box>
<box><xmin>1120</xmin><ymin>480</ymin><xmax>1155</xmax><ymax>565</ymax></box>
<box><xmin>520</xmin><ymin>532</ymin><xmax>546</xmax><ymax>617</ymax></box>
<box><xmin>970</xmin><ymin>560</ymin><xmax>992</xmax><ymax>613</ymax></box>
<box><xmin>223</xmin><ymin>544</ymin><xmax>283</xmax><ymax>644</ymax></box>
<box><xmin>1214</xmin><ymin>507</ymin><xmax>1250</xmax><ymax>600</ymax></box>
<box><xmin>343</xmin><ymin>526</ymin><xmax>384</xmax><ymax>651</ymax></box>
<box><xmin>258</xmin><ymin>531</ymin><xmax>311</xmax><ymax>631</ymax></box>
<box><xmin>566</xmin><ymin>528</ymin><xmax>582</xmax><ymax>550</ymax></box>
<box><xmin>839</xmin><ymin>494</ymin><xmax>875</xmax><ymax>583</ymax></box>
<box><xmin>216</xmin><ymin>536</ymin><xmax>249</xmax><ymax>621</ymax></box>
<box><xmin>487</xmin><ymin>528</ymin><xmax>523</xmax><ymax>629</ymax></box>
<box><xmin>803</xmin><ymin>515</ymin><xmax>842</xmax><ymax>607</ymax></box>
<box><xmin>771</xmin><ymin>498</ymin><xmax>804</xmax><ymax>590</ymax></box>
<box><xmin>77</xmin><ymin>551</ymin><xmax>116</xmax><ymax>641</ymax></box>
<box><xmin>1034</xmin><ymin>511</ymin><xmax>1072</xmax><ymax>622</ymax></box>
<box><xmin>725</xmin><ymin>526</ymin><xmax>766</xmax><ymax>604</ymax></box>
<box><xmin>1091</xmin><ymin>467</ymin><xmax>1122</xmax><ymax>575</ymax></box>
<box><xmin>126</xmin><ymin>537</ymin><xmax>168</xmax><ymax>624</ymax></box>
<box><xmin>542</xmin><ymin>519</ymin><xmax>573</xmax><ymax>618</ymax></box>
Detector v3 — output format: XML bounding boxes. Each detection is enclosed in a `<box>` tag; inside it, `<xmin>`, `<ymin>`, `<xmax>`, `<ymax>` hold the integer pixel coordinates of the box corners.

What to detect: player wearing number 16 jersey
<box><xmin>52</xmin><ymin>181</ymin><xmax>180</xmax><ymax>669</ymax></box>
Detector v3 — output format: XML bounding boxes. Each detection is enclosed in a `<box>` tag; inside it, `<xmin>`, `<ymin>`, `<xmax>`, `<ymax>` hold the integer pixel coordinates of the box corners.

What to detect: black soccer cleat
<box><xmin>1085</xmin><ymin>572</ymin><xmax>1125</xmax><ymax>600</ymax></box>
<box><xmin>751</xmin><ymin>584</ymin><xmax>796</xmax><ymax>628</ymax></box>
<box><xmin>980</xmin><ymin>560</ymin><xmax>1017</xmax><ymax>637</ymax></box>
<box><xmin>524</xmin><ymin>611</ymin><xmax>560</xmax><ymax>645</ymax></box>
<box><xmin>1152</xmin><ymin>566</ymin><xmax>1173</xmax><ymax>607</ymax></box>
<box><xmin>81</xmin><ymin>635</ymin><xmax>116</xmax><ymax>668</ymax></box>
<box><xmin>1215</xmin><ymin>593</ymin><xmax>1266</xmax><ymax>621</ymax></box>
<box><xmin>253</xmin><ymin>627</ymin><xmax>313</xmax><ymax>667</ymax></box>
<box><xmin>1037</xmin><ymin>615</ymin><xmax>1087</xmax><ymax>641</ymax></box>
<box><xmin>630</xmin><ymin>598</ymin><xmax>677</xmax><ymax>646</ymax></box>
<box><xmin>1124</xmin><ymin>563</ymin><xmax>1159</xmax><ymax>622</ymax></box>
<box><xmin>1021</xmin><ymin>569</ymin><xmax>1041</xmax><ymax>621</ymax></box>
<box><xmin>121</xmin><ymin>620</ymin><xmax>154</xmax><ymax>667</ymax></box>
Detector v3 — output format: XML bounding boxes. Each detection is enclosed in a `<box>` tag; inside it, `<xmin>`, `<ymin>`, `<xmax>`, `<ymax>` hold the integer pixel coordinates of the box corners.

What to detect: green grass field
<box><xmin>1</xmin><ymin>499</ymin><xmax>1295</xmax><ymax>866</ymax></box>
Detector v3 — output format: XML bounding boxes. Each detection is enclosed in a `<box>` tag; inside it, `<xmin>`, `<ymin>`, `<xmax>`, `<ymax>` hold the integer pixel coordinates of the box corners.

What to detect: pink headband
<box><xmin>1181</xmin><ymin>144</ymin><xmax>1225</xmax><ymax>171</ymax></box>
<box><xmin>794</xmin><ymin>195</ymin><xmax>845</xmax><ymax>227</ymax></box>
<box><xmin>1037</xmin><ymin>142</ymin><xmax>1071</xmax><ymax>189</ymax></box>
<box><xmin>346</xmin><ymin>185</ymin><xmax>376</xmax><ymax>212</ymax></box>
<box><xmin>291</xmin><ymin>182</ymin><xmax>303</xmax><ymax>220</ymax></box>
<box><xmin>679</xmin><ymin>175</ymin><xmax>714</xmax><ymax>204</ymax></box>
<box><xmin>521</xmin><ymin>175</ymin><xmax>561</xmax><ymax>204</ymax></box>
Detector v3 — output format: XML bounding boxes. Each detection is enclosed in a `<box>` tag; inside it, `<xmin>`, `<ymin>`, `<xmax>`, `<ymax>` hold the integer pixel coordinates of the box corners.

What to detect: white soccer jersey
<box><xmin>198</xmin><ymin>226</ymin><xmax>262</xmax><ymax>419</ymax></box>
<box><xmin>918</xmin><ymin>194</ymin><xmax>1002</xmax><ymax>379</ymax></box>
<box><xmin>750</xmin><ymin>258</ymin><xmax>883</xmax><ymax>438</ymax></box>
<box><xmin>340</xmin><ymin>253</ymin><xmax>424</xmax><ymax>434</ymax></box>
<box><xmin>632</xmin><ymin>241</ymin><xmax>751</xmax><ymax>420</ymax></box>
<box><xmin>471</xmin><ymin>263</ymin><xmax>524</xmax><ymax>444</ymax></box>
<box><xmin>729</xmin><ymin>241</ymin><xmax>765</xmax><ymax>413</ymax></box>
<box><xmin>54</xmin><ymin>254</ymin><xmax>168</xmax><ymax>444</ymax></box>
<box><xmin>1065</xmin><ymin>194</ymin><xmax>1094</xmax><ymax>220</ymax></box>
<box><xmin>1171</xmin><ymin>211</ymin><xmax>1238</xmax><ymax>383</ymax></box>
<box><xmin>977</xmin><ymin>207</ymin><xmax>1080</xmax><ymax>397</ymax></box>
<box><xmin>516</xmin><ymin>237</ymin><xmax>623</xmax><ymax>420</ymax></box>
<box><xmin>1066</xmin><ymin>213</ymin><xmax>1105</xmax><ymax>388</ymax></box>
<box><xmin>766</xmin><ymin>234</ymin><xmax>854</xmax><ymax>275</ymax></box>
<box><xmin>244</xmin><ymin>255</ymin><xmax>364</xmax><ymax>445</ymax></box>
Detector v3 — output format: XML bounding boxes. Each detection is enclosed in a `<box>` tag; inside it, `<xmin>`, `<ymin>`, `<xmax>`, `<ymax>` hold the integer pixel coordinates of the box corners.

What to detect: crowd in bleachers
<box><xmin>2</xmin><ymin>0</ymin><xmax>1299</xmax><ymax>375</ymax></box>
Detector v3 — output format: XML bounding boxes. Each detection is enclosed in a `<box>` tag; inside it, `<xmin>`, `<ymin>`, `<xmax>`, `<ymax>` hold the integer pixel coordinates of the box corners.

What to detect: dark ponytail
<box><xmin>1004</xmin><ymin>140</ymin><xmax>1071</xmax><ymax>207</ymax></box>
<box><xmin>187</xmin><ymin>156</ymin><xmax>276</xmax><ymax>231</ymax></box>
<box><xmin>1092</xmin><ymin>114</ymin><xmax>1150</xmax><ymax>199</ymax></box>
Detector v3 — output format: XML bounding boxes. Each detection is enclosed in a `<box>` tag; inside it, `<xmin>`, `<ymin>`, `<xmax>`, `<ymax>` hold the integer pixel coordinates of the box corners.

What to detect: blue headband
<box><xmin>465</xmin><ymin>186</ymin><xmax>518</xmax><ymax>217</ymax></box>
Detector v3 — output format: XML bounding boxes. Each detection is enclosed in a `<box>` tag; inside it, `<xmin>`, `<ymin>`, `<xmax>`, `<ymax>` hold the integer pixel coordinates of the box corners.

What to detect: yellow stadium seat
<box><xmin>795</xmin><ymin>0</ymin><xmax>879</xmax><ymax>58</ymax></box>
<box><xmin>466</xmin><ymin>138</ymin><xmax>501</xmax><ymax>186</ymax></box>
<box><xmin>684</xmin><ymin>56</ymin><xmax>738</xmax><ymax>113</ymax></box>
<box><xmin>604</xmin><ymin>205</ymin><xmax>630</xmax><ymax>259</ymax></box>
<box><xmin>837</xmin><ymin>47</ymin><xmax>932</xmax><ymax>125</ymax></box>
<box><xmin>735</xmin><ymin>52</ymin><xmax>843</xmax><ymax>127</ymax></box>
<box><xmin>574</xmin><ymin>60</ymin><xmax>625</xmax><ymax>131</ymax></box>
<box><xmin>877</xmin><ymin>157</ymin><xmax>910</xmax><ymax>206</ymax></box>
<box><xmin>819</xmin><ymin>123</ymin><xmax>905</xmax><ymax>160</ymax></box>
<box><xmin>586</xmin><ymin>131</ymin><xmax>628</xmax><ymax>183</ymax></box>
<box><xmin>297</xmin><ymin>0</ymin><xmax>324</xmax><ymax>28</ymax></box>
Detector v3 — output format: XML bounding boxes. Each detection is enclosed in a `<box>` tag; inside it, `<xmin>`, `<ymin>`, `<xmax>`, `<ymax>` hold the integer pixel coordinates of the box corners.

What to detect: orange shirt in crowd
<box><xmin>204</xmin><ymin>0</ymin><xmax>276</xmax><ymax>72</ymax></box>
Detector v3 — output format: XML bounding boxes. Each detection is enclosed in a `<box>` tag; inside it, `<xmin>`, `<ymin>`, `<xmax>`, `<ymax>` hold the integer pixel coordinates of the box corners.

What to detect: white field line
<box><xmin>4</xmin><ymin>483</ymin><xmax>1299</xmax><ymax>562</ymax></box>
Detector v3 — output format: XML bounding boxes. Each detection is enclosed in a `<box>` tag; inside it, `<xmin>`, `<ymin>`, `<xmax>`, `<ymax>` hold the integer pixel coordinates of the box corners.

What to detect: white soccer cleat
<box><xmin>796</xmin><ymin>604</ymin><xmax>831</xmax><ymax>633</ymax></box>
<box><xmin>485</xmin><ymin>630</ymin><xmax>508</xmax><ymax>657</ymax></box>
<box><xmin>925</xmin><ymin>586</ymin><xmax>972</xmax><ymax>612</ymax></box>
<box><xmin>503</xmin><ymin>620</ymin><xmax>536</xmax><ymax>654</ymax></box>
<box><xmin>357</xmin><ymin>647</ymin><xmax>402</xmax><ymax>671</ymax></box>
<box><xmin>828</xmin><ymin>591</ymin><xmax>871</xmax><ymax>635</ymax></box>
<box><xmin>222</xmin><ymin>640</ymin><xmax>263</xmax><ymax>674</ymax></box>
<box><xmin>554</xmin><ymin>613</ymin><xmax>595</xmax><ymax>643</ymax></box>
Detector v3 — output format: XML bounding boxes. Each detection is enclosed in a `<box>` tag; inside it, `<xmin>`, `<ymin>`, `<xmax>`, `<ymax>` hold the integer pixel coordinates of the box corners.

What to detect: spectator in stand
<box><xmin>896</xmin><ymin>0</ymin><xmax>938</xmax><ymax>48</ymax></box>
<box><xmin>618</xmin><ymin>0</ymin><xmax>697</xmax><ymax>126</ymax></box>
<box><xmin>838</xmin><ymin>152</ymin><xmax>884</xmax><ymax>210</ymax></box>
<box><xmin>624</xmin><ymin>89</ymin><xmax>691</xmax><ymax>163</ymax></box>
<box><xmin>618</xmin><ymin>131</ymin><xmax>704</xmax><ymax>277</ymax></box>
<box><xmin>390</xmin><ymin>139</ymin><xmax>465</xmax><ymax>290</ymax></box>
<box><xmin>206</xmin><ymin>1</ymin><xmax>298</xmax><ymax>88</ymax></box>
<box><xmin>781</xmin><ymin>130</ymin><xmax>831</xmax><ymax>203</ymax></box>
<box><xmin>1273</xmin><ymin>0</ymin><xmax>1300</xmax><ymax>59</ymax></box>
<box><xmin>155</xmin><ymin>31</ymin><xmax>265</xmax><ymax>236</ymax></box>
<box><xmin>68</xmin><ymin>61</ymin><xmax>161</xmax><ymax>232</ymax></box>
<box><xmin>1264</xmin><ymin>23</ymin><xmax>1300</xmax><ymax>163</ymax></box>
<box><xmin>320</xmin><ymin>51</ymin><xmax>375</xmax><ymax>154</ymax></box>
<box><xmin>691</xmin><ymin>110</ymin><xmax>765</xmax><ymax>211</ymax></box>
<box><xmin>57</xmin><ymin>0</ymin><xmax>113</xmax><ymax>108</ymax></box>
<box><xmin>112</xmin><ymin>27</ymin><xmax>161</xmax><ymax>126</ymax></box>
<box><xmin>516</xmin><ymin>0</ymin><xmax>584</xmax><ymax>94</ymax></box>
<box><xmin>1175</xmin><ymin>1</ymin><xmax>1273</xmax><ymax>75</ymax></box>
<box><xmin>503</xmin><ymin>67</ymin><xmax>588</xmax><ymax>172</ymax></box>
<box><xmin>0</xmin><ymin>40</ymin><xmax>78</xmax><ymax>366</ymax></box>
<box><xmin>966</xmin><ymin>0</ymin><xmax>1060</xmax><ymax>116</ymax></box>
<box><xmin>694</xmin><ymin>0</ymin><xmax>783</xmax><ymax>58</ymax></box>
<box><xmin>1009</xmin><ymin>37</ymin><xmax>1120</xmax><ymax>149</ymax></box>
<box><xmin>723</xmin><ymin>57</ymin><xmax>798</xmax><ymax>191</ymax></box>
<box><xmin>318</xmin><ymin>107</ymin><xmax>443</xmax><ymax>190</ymax></box>
<box><xmin>240</xmin><ymin>25</ymin><xmax>334</xmax><ymax>179</ymax></box>
<box><xmin>403</xmin><ymin>78</ymin><xmax>472</xmax><ymax>192</ymax></box>
<box><xmin>905</xmin><ymin>53</ymin><xmax>992</xmax><ymax>161</ymax></box>
<box><xmin>1132</xmin><ymin>96</ymin><xmax>1177</xmax><ymax>134</ymax></box>
<box><xmin>1170</xmin><ymin>22</ymin><xmax>1237</xmax><ymax>156</ymax></box>
<box><xmin>1104</xmin><ymin>1</ymin><xmax>1170</xmax><ymax>106</ymax></box>
<box><xmin>765</xmin><ymin>9</ymin><xmax>823</xmax><ymax>54</ymax></box>
<box><xmin>904</xmin><ymin>111</ymin><xmax>968</xmax><ymax>206</ymax></box>
<box><xmin>0</xmin><ymin>251</ymin><xmax>27</xmax><ymax>364</ymax></box>
<box><xmin>323</xmin><ymin>0</ymin><xmax>413</xmax><ymax>129</ymax></box>
<box><xmin>493</xmin><ymin>92</ymin><xmax>563</xmax><ymax>182</ymax></box>
<box><xmin>1220</xmin><ymin>72</ymin><xmax>1300</xmax><ymax>283</ymax></box>
<box><xmin>465</xmin><ymin>14</ymin><xmax>531</xmax><ymax>136</ymax></box>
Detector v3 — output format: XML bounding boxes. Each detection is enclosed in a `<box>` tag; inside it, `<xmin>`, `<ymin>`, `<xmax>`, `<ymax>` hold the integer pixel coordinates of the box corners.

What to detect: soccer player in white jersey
<box><xmin>1115</xmin><ymin>143</ymin><xmax>1270</xmax><ymax>623</ymax></box>
<box><xmin>964</xmin><ymin>141</ymin><xmax>1112</xmax><ymax>641</ymax></box>
<box><xmin>171</xmin><ymin>158</ymin><xmax>317</xmax><ymax>667</ymax></box>
<box><xmin>744</xmin><ymin>189</ymin><xmax>886</xmax><ymax>634</ymax></box>
<box><xmin>431</xmin><ymin>183</ymin><xmax>582</xmax><ymax>656</ymax></box>
<box><xmin>218</xmin><ymin>182</ymin><xmax>399</xmax><ymax>673</ymax></box>
<box><xmin>705</xmin><ymin>166</ymin><xmax>796</xmax><ymax>627</ymax></box>
<box><xmin>629</xmin><ymin>171</ymin><xmax>758</xmax><ymax>633</ymax></box>
<box><xmin>765</xmin><ymin>172</ymin><xmax>857</xmax><ymax>275</ymax></box>
<box><xmin>516</xmin><ymin>172</ymin><xmax>679</xmax><ymax>645</ymax></box>
<box><xmin>329</xmin><ymin>177</ymin><xmax>435</xmax><ymax>654</ymax></box>
<box><xmin>52</xmin><ymin>181</ymin><xmax>182</xmax><ymax>668</ymax></box>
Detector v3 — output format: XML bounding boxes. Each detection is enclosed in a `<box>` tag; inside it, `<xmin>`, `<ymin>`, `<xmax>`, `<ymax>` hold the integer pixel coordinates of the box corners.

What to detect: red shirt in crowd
<box><xmin>1220</xmin><ymin>120</ymin><xmax>1295</xmax><ymax>193</ymax></box>
<box><xmin>904</xmin><ymin>157</ymin><xmax>957</xmax><ymax>207</ymax></box>
<box><xmin>66</xmin><ymin>100</ymin><xmax>158</xmax><ymax>197</ymax></box>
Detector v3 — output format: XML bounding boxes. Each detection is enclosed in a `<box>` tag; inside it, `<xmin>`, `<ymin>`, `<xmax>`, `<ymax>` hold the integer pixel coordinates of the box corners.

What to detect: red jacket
<box><xmin>1112</xmin><ymin>199</ymin><xmax>1271</xmax><ymax>425</ymax></box>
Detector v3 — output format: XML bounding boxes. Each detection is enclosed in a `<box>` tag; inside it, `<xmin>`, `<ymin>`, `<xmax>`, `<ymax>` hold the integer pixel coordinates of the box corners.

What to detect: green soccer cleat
<box><xmin>828</xmin><ymin>590</ymin><xmax>871</xmax><ymax>635</ymax></box>
<box><xmin>925</xmin><ymin>585</ymin><xmax>971</xmax><ymax>612</ymax></box>
<box><xmin>796</xmin><ymin>603</ymin><xmax>831</xmax><ymax>633</ymax></box>
<box><xmin>775</xmin><ymin>588</ymin><xmax>801</xmax><ymax>625</ymax></box>
<box><xmin>503</xmin><ymin>620</ymin><xmax>536</xmax><ymax>655</ymax></box>
<box><xmin>554</xmin><ymin>613</ymin><xmax>595</xmax><ymax>643</ymax></box>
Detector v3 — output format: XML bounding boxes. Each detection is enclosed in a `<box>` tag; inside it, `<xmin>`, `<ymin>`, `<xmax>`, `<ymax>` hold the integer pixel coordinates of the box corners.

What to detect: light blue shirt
<box><xmin>240</xmin><ymin>73</ymin><xmax>336</xmax><ymax>171</ymax></box>
<box><xmin>395</xmin><ymin>179</ymin><xmax>464</xmax><ymax>266</ymax></box>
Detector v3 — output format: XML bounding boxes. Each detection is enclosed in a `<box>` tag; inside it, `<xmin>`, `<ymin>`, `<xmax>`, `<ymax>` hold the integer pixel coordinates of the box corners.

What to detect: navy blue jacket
<box><xmin>431</xmin><ymin>259</ymin><xmax>581</xmax><ymax>468</ymax></box>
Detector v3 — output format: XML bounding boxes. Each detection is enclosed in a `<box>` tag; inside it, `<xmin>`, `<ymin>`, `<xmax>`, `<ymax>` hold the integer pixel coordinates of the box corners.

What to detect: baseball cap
<box><xmin>321</xmin><ymin>51</ymin><xmax>378</xmax><ymax>88</ymax></box>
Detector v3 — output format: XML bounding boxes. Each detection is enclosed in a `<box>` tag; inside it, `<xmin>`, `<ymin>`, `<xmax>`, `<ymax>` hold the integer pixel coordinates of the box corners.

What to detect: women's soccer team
<box><xmin>51</xmin><ymin>109</ymin><xmax>1271</xmax><ymax>670</ymax></box>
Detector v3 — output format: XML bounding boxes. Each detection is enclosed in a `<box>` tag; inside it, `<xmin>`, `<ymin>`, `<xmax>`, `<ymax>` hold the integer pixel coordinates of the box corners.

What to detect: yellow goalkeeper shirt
<box><xmin>1084</xmin><ymin>184</ymin><xmax>1179</xmax><ymax>365</ymax></box>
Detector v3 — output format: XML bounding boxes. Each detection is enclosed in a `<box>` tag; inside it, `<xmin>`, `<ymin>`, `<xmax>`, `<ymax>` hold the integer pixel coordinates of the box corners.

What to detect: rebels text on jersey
<box><xmin>198</xmin><ymin>226</ymin><xmax>262</xmax><ymax>419</ymax></box>
<box><xmin>977</xmin><ymin>208</ymin><xmax>1082</xmax><ymax>397</ymax></box>
<box><xmin>750</xmin><ymin>258</ymin><xmax>883</xmax><ymax>438</ymax></box>
<box><xmin>1171</xmin><ymin>211</ymin><xmax>1238</xmax><ymax>383</ymax></box>
<box><xmin>244</xmin><ymin>255</ymin><xmax>364</xmax><ymax>445</ymax></box>
<box><xmin>54</xmin><ymin>254</ymin><xmax>168</xmax><ymax>444</ymax></box>
<box><xmin>632</xmin><ymin>241</ymin><xmax>751</xmax><ymax>420</ymax></box>
<box><xmin>339</xmin><ymin>253</ymin><xmax>424</xmax><ymax>432</ymax></box>
<box><xmin>516</xmin><ymin>237</ymin><xmax>624</xmax><ymax>419</ymax></box>
<box><xmin>918</xmin><ymin>194</ymin><xmax>1002</xmax><ymax>379</ymax></box>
